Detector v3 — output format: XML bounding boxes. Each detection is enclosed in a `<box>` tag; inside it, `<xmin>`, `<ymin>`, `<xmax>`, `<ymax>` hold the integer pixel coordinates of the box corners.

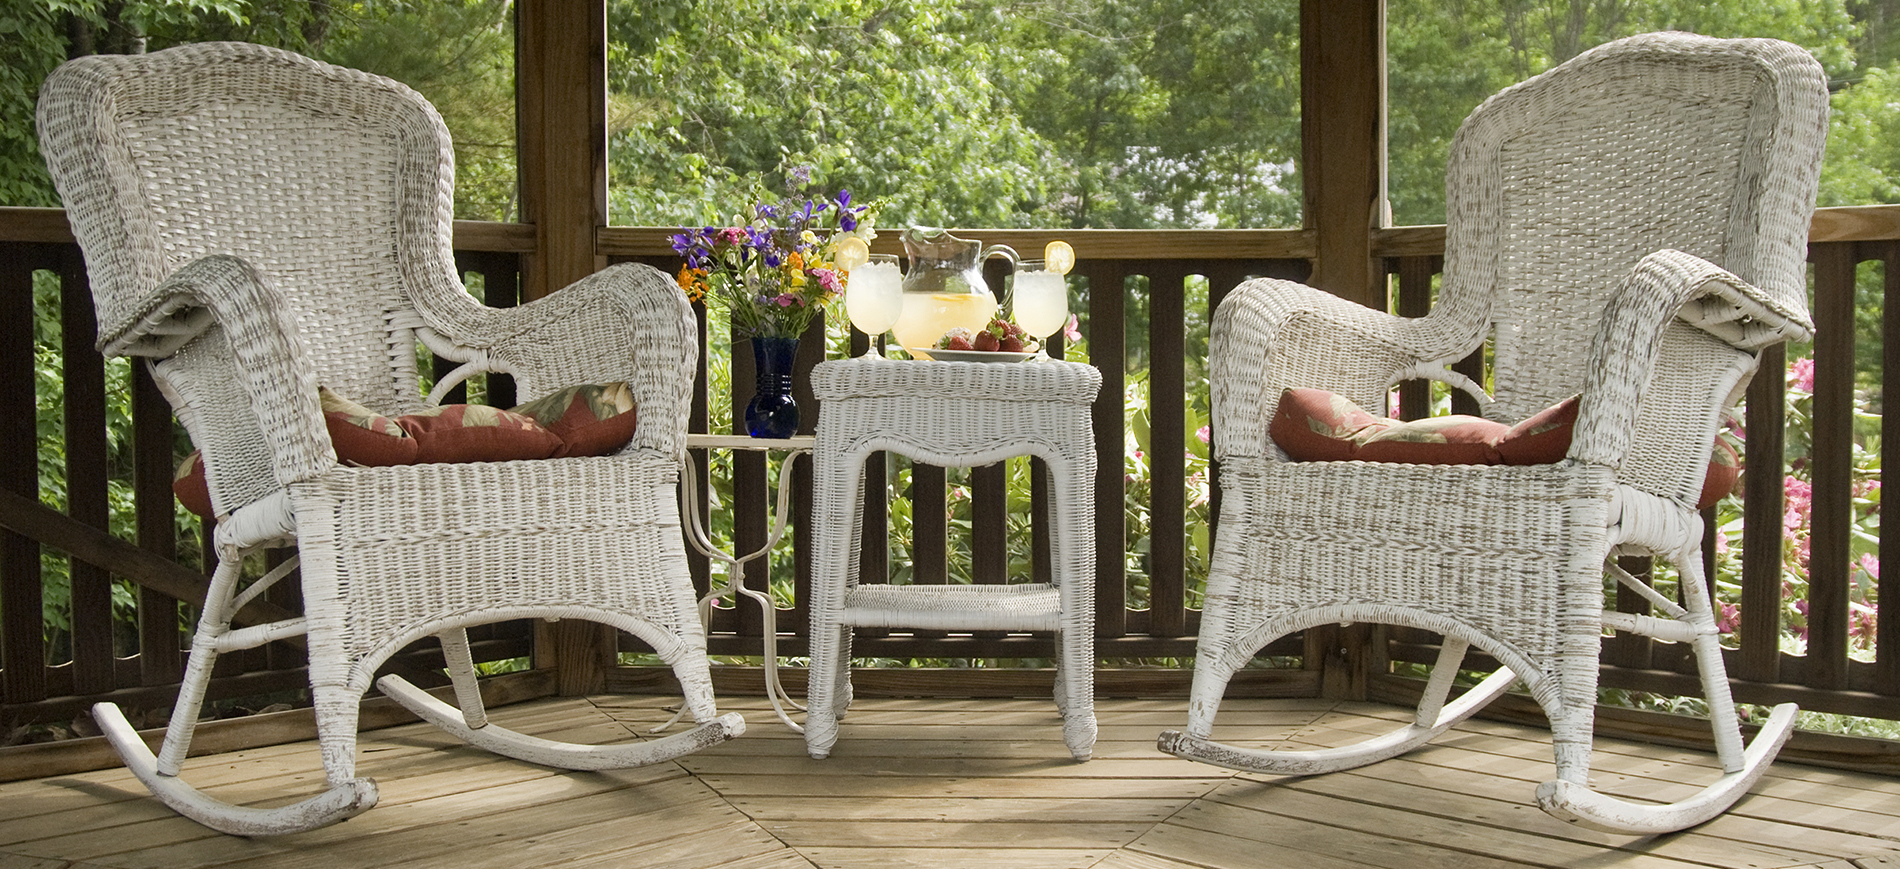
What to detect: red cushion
<box><xmin>511</xmin><ymin>382</ymin><xmax>639</xmax><ymax>458</ymax></box>
<box><xmin>397</xmin><ymin>404</ymin><xmax>563</xmax><ymax>464</ymax></box>
<box><xmin>319</xmin><ymin>386</ymin><xmax>420</xmax><ymax>466</ymax></box>
<box><xmin>1271</xmin><ymin>388</ymin><xmax>1740</xmax><ymax>509</ymax></box>
<box><xmin>172</xmin><ymin>450</ymin><xmax>214</xmax><ymax>518</ymax></box>
<box><xmin>1493</xmin><ymin>395</ymin><xmax>1579</xmax><ymax>465</ymax></box>
<box><xmin>1698</xmin><ymin>437</ymin><xmax>1740</xmax><ymax>509</ymax></box>
<box><xmin>1354</xmin><ymin>415</ymin><xmax>1506</xmax><ymax>465</ymax></box>
<box><xmin>1269</xmin><ymin>388</ymin><xmax>1393</xmax><ymax>462</ymax></box>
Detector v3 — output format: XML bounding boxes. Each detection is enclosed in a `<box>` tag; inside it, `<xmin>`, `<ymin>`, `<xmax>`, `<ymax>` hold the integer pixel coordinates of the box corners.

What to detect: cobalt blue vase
<box><xmin>744</xmin><ymin>336</ymin><xmax>800</xmax><ymax>439</ymax></box>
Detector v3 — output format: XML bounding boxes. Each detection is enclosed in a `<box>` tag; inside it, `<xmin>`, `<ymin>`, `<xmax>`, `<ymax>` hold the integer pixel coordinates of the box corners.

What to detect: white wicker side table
<box><xmin>804</xmin><ymin>355</ymin><xmax>1102</xmax><ymax>761</ymax></box>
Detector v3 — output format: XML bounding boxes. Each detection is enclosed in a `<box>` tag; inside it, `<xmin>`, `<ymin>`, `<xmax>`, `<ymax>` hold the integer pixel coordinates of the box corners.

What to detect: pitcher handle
<box><xmin>982</xmin><ymin>244</ymin><xmax>1020</xmax><ymax>269</ymax></box>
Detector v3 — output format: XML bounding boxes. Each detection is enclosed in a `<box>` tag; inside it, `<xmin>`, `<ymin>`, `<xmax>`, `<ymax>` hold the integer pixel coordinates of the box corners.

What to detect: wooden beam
<box><xmin>516</xmin><ymin>0</ymin><xmax>616</xmax><ymax>694</ymax></box>
<box><xmin>516</xmin><ymin>0</ymin><xmax>607</xmax><ymax>301</ymax></box>
<box><xmin>0</xmin><ymin>489</ymin><xmax>304</xmax><ymax>643</ymax></box>
<box><xmin>1300</xmin><ymin>0</ymin><xmax>1386</xmax><ymax>309</ymax></box>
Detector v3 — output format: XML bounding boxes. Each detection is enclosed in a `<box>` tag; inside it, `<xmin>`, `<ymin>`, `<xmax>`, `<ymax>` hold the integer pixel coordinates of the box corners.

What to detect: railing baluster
<box><xmin>1147</xmin><ymin>263</ymin><xmax>1188</xmax><ymax>638</ymax></box>
<box><xmin>1</xmin><ymin>244</ymin><xmax>48</xmax><ymax>704</ymax></box>
<box><xmin>1808</xmin><ymin>243</ymin><xmax>1859</xmax><ymax>688</ymax></box>
<box><xmin>60</xmin><ymin>246</ymin><xmax>114</xmax><ymax>694</ymax></box>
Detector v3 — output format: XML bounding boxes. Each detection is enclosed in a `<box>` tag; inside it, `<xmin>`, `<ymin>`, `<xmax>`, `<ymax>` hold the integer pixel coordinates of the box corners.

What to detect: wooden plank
<box><xmin>757</xmin><ymin>819</ymin><xmax>1146</xmax><ymax>850</ymax></box>
<box><xmin>798</xmin><ymin>847</ymin><xmax>1113</xmax><ymax>869</ymax></box>
<box><xmin>1807</xmin><ymin>242</ymin><xmax>1858</xmax><ymax>687</ymax></box>
<box><xmin>728</xmin><ymin>796</ymin><xmax>1185</xmax><ymax>824</ymax></box>
<box><xmin>694</xmin><ymin>774</ymin><xmax>1223</xmax><ymax>801</ymax></box>
<box><xmin>1124</xmin><ymin>822</ymin><xmax>1387</xmax><ymax>869</ymax></box>
<box><xmin>1172</xmin><ymin>798</ymin><xmax>1694</xmax><ymax>869</ymax></box>
<box><xmin>553</xmin><ymin>819</ymin><xmax>811</xmax><ymax>869</ymax></box>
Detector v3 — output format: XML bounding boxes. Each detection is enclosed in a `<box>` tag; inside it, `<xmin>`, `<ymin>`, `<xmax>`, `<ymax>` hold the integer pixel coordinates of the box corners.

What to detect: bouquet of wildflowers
<box><xmin>672</xmin><ymin>190</ymin><xmax>876</xmax><ymax>339</ymax></box>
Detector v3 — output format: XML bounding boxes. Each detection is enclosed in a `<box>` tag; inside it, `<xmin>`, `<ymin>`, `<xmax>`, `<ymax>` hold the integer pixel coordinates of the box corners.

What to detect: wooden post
<box><xmin>517</xmin><ymin>0</ymin><xmax>607</xmax><ymax>302</ymax></box>
<box><xmin>517</xmin><ymin>0</ymin><xmax>614</xmax><ymax>693</ymax></box>
<box><xmin>1301</xmin><ymin>0</ymin><xmax>1385</xmax><ymax>700</ymax></box>
<box><xmin>1300</xmin><ymin>0</ymin><xmax>1386</xmax><ymax>310</ymax></box>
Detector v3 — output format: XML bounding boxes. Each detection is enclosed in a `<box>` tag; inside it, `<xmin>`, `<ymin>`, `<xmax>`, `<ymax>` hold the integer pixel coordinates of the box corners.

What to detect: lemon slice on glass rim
<box><xmin>832</xmin><ymin>236</ymin><xmax>872</xmax><ymax>272</ymax></box>
<box><xmin>1044</xmin><ymin>240</ymin><xmax>1075</xmax><ymax>275</ymax></box>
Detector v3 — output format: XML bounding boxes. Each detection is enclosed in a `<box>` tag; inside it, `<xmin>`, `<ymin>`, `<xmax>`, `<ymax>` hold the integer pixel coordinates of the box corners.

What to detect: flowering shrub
<box><xmin>671</xmin><ymin>189</ymin><xmax>876</xmax><ymax>338</ymax></box>
<box><xmin>1705</xmin><ymin>353</ymin><xmax>1884</xmax><ymax>661</ymax></box>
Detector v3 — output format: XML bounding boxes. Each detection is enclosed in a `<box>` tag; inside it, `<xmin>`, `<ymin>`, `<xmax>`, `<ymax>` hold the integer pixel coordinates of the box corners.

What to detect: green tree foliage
<box><xmin>0</xmin><ymin>0</ymin><xmax>515</xmax><ymax>219</ymax></box>
<box><xmin>1387</xmin><ymin>0</ymin><xmax>1860</xmax><ymax>225</ymax></box>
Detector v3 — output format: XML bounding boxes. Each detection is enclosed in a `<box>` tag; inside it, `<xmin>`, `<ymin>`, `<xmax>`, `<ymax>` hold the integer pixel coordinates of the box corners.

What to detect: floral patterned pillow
<box><xmin>1354</xmin><ymin>415</ymin><xmax>1507</xmax><ymax>465</ymax></box>
<box><xmin>170</xmin><ymin>383</ymin><xmax>635</xmax><ymax>518</ymax></box>
<box><xmin>319</xmin><ymin>386</ymin><xmax>420</xmax><ymax>466</ymax></box>
<box><xmin>396</xmin><ymin>403</ymin><xmax>563</xmax><ymax>464</ymax></box>
<box><xmin>510</xmin><ymin>382</ymin><xmax>639</xmax><ymax>458</ymax></box>
<box><xmin>1269</xmin><ymin>388</ymin><xmax>1393</xmax><ymax>461</ymax></box>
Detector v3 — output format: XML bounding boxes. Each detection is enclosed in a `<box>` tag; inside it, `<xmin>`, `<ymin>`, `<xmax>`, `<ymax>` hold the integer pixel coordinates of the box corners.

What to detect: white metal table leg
<box><xmin>659</xmin><ymin>434</ymin><xmax>812</xmax><ymax>733</ymax></box>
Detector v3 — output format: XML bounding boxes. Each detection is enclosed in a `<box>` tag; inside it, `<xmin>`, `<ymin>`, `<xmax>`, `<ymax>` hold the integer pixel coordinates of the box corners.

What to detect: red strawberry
<box><xmin>999</xmin><ymin>335</ymin><xmax>1025</xmax><ymax>353</ymax></box>
<box><xmin>973</xmin><ymin>330</ymin><xmax>1001</xmax><ymax>352</ymax></box>
<box><xmin>946</xmin><ymin>334</ymin><xmax>975</xmax><ymax>351</ymax></box>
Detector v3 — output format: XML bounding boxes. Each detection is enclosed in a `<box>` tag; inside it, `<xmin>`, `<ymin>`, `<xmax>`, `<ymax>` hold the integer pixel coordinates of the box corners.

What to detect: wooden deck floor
<box><xmin>3</xmin><ymin>693</ymin><xmax>1898</xmax><ymax>869</ymax></box>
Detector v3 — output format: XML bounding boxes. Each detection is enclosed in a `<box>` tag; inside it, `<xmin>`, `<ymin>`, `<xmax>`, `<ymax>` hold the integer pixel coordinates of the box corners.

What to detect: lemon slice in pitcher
<box><xmin>832</xmin><ymin>236</ymin><xmax>871</xmax><ymax>272</ymax></box>
<box><xmin>1044</xmin><ymin>240</ymin><xmax>1075</xmax><ymax>276</ymax></box>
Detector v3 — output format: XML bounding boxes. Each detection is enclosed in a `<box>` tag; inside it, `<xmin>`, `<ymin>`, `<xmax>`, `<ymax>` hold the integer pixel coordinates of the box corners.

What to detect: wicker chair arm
<box><xmin>140</xmin><ymin>255</ymin><xmax>334</xmax><ymax>488</ymax></box>
<box><xmin>1209</xmin><ymin>277</ymin><xmax>1477</xmax><ymax>461</ymax></box>
<box><xmin>443</xmin><ymin>263</ymin><xmax>698</xmax><ymax>459</ymax></box>
<box><xmin>1570</xmin><ymin>248</ymin><xmax>1808</xmax><ymax>470</ymax></box>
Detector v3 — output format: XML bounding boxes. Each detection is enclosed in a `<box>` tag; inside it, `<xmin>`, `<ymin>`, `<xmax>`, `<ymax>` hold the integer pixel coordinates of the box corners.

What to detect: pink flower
<box><xmin>716</xmin><ymin>227</ymin><xmax>747</xmax><ymax>246</ymax></box>
<box><xmin>1857</xmin><ymin>553</ymin><xmax>1880</xmax><ymax>582</ymax></box>
<box><xmin>814</xmin><ymin>268</ymin><xmax>843</xmax><ymax>294</ymax></box>
<box><xmin>1387</xmin><ymin>391</ymin><xmax>1402</xmax><ymax>419</ymax></box>
<box><xmin>1196</xmin><ymin>425</ymin><xmax>1211</xmax><ymax>444</ymax></box>
<box><xmin>1790</xmin><ymin>357</ymin><xmax>1815</xmax><ymax>393</ymax></box>
<box><xmin>1063</xmin><ymin>314</ymin><xmax>1082</xmax><ymax>342</ymax></box>
<box><xmin>1784</xmin><ymin>476</ymin><xmax>1813</xmax><ymax>534</ymax></box>
<box><xmin>1716</xmin><ymin>602</ymin><xmax>1741</xmax><ymax>634</ymax></box>
<box><xmin>773</xmin><ymin>293</ymin><xmax>799</xmax><ymax>307</ymax></box>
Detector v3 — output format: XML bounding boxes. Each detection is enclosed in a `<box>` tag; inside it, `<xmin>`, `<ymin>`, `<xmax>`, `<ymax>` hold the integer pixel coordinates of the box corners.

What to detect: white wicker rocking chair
<box><xmin>37</xmin><ymin>41</ymin><xmax>742</xmax><ymax>836</ymax></box>
<box><xmin>1157</xmin><ymin>32</ymin><xmax>1827</xmax><ymax>834</ymax></box>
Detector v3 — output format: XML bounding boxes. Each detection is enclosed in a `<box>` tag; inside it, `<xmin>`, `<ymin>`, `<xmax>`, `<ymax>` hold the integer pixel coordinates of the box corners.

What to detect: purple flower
<box><xmin>669</xmin><ymin>232</ymin><xmax>692</xmax><ymax>255</ymax></box>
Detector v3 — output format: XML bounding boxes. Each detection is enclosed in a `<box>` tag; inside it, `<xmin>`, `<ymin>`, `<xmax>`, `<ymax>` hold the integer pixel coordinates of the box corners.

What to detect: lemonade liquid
<box><xmin>891</xmin><ymin>291</ymin><xmax>999</xmax><ymax>351</ymax></box>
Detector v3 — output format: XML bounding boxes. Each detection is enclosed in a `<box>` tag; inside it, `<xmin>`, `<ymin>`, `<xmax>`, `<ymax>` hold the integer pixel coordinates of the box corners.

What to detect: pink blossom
<box><xmin>1850</xmin><ymin>601</ymin><xmax>1879</xmax><ymax>642</ymax></box>
<box><xmin>1857</xmin><ymin>553</ymin><xmax>1880</xmax><ymax>582</ymax></box>
<box><xmin>716</xmin><ymin>227</ymin><xmax>747</xmax><ymax>246</ymax></box>
<box><xmin>1387</xmin><ymin>391</ymin><xmax>1402</xmax><ymax>419</ymax></box>
<box><xmin>1716</xmin><ymin>602</ymin><xmax>1741</xmax><ymax>634</ymax></box>
<box><xmin>814</xmin><ymin>268</ymin><xmax>843</xmax><ymax>294</ymax></box>
<box><xmin>773</xmin><ymin>293</ymin><xmax>800</xmax><ymax>307</ymax></box>
<box><xmin>1063</xmin><ymin>314</ymin><xmax>1082</xmax><ymax>342</ymax></box>
<box><xmin>1784</xmin><ymin>476</ymin><xmax>1813</xmax><ymax>533</ymax></box>
<box><xmin>1789</xmin><ymin>356</ymin><xmax>1816</xmax><ymax>393</ymax></box>
<box><xmin>1196</xmin><ymin>425</ymin><xmax>1211</xmax><ymax>444</ymax></box>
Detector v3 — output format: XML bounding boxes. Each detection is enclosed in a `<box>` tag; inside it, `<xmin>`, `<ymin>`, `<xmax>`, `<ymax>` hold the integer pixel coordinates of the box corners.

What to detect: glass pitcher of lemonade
<box><xmin>890</xmin><ymin>227</ymin><xmax>1018</xmax><ymax>354</ymax></box>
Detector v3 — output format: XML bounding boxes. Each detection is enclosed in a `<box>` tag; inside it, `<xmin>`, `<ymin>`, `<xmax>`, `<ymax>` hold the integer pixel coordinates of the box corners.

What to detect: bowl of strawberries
<box><xmin>909</xmin><ymin>318</ymin><xmax>1039</xmax><ymax>362</ymax></box>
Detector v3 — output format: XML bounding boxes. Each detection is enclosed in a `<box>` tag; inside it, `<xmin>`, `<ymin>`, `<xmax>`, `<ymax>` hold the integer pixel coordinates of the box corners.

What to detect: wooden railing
<box><xmin>2</xmin><ymin>206</ymin><xmax>1895</xmax><ymax>740</ymax></box>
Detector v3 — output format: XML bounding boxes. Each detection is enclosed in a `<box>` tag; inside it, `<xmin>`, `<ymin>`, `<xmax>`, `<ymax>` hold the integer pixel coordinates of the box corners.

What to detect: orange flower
<box><xmin>675</xmin><ymin>265</ymin><xmax>708</xmax><ymax>303</ymax></box>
